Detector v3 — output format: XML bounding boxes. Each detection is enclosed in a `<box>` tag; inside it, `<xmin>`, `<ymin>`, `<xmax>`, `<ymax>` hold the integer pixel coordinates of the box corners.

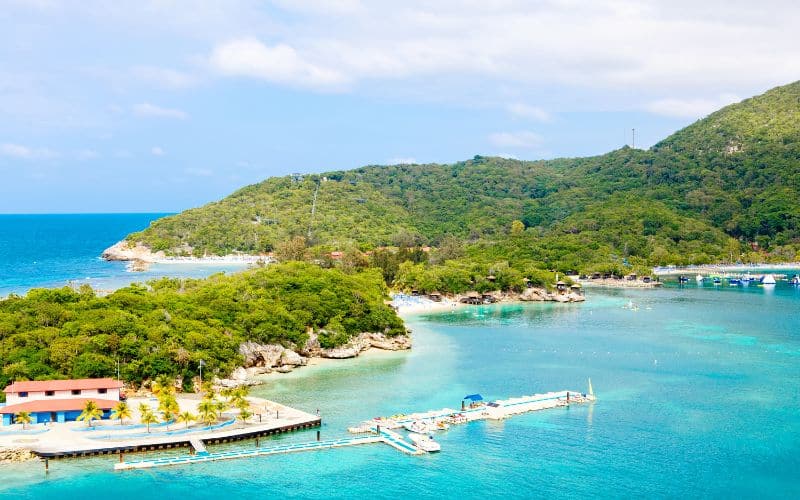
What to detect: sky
<box><xmin>0</xmin><ymin>0</ymin><xmax>798</xmax><ymax>213</ymax></box>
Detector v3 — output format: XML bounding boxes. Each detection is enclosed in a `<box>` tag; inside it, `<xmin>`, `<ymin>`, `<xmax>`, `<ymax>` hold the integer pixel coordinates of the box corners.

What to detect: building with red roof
<box><xmin>1</xmin><ymin>378</ymin><xmax>123</xmax><ymax>426</ymax></box>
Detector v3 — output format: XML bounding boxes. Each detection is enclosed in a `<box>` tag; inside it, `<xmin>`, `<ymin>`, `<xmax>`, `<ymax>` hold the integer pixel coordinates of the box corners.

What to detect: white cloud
<box><xmin>207</xmin><ymin>38</ymin><xmax>349</xmax><ymax>90</ymax></box>
<box><xmin>488</xmin><ymin>131</ymin><xmax>544</xmax><ymax>149</ymax></box>
<box><xmin>645</xmin><ymin>93</ymin><xmax>742</xmax><ymax>118</ymax></box>
<box><xmin>184</xmin><ymin>167</ymin><xmax>213</xmax><ymax>176</ymax></box>
<box><xmin>507</xmin><ymin>103</ymin><xmax>551</xmax><ymax>122</ymax></box>
<box><xmin>387</xmin><ymin>157</ymin><xmax>417</xmax><ymax>165</ymax></box>
<box><xmin>197</xmin><ymin>2</ymin><xmax>800</xmax><ymax>102</ymax></box>
<box><xmin>0</xmin><ymin>143</ymin><xmax>58</xmax><ymax>160</ymax></box>
<box><xmin>132</xmin><ymin>66</ymin><xmax>197</xmax><ymax>89</ymax></box>
<box><xmin>150</xmin><ymin>146</ymin><xmax>165</xmax><ymax>156</ymax></box>
<box><xmin>133</xmin><ymin>103</ymin><xmax>188</xmax><ymax>120</ymax></box>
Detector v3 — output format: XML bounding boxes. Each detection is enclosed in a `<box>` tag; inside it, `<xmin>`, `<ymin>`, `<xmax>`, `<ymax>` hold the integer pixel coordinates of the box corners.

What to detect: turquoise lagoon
<box><xmin>3</xmin><ymin>283</ymin><xmax>799</xmax><ymax>499</ymax></box>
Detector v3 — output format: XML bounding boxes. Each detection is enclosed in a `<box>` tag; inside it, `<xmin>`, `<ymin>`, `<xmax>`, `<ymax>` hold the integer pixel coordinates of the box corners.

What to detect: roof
<box><xmin>4</xmin><ymin>378</ymin><xmax>123</xmax><ymax>394</ymax></box>
<box><xmin>463</xmin><ymin>394</ymin><xmax>483</xmax><ymax>401</ymax></box>
<box><xmin>0</xmin><ymin>398</ymin><xmax>120</xmax><ymax>414</ymax></box>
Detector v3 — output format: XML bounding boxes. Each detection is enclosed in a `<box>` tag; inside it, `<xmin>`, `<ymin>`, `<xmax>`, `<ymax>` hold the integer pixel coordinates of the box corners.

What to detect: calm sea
<box><xmin>1</xmin><ymin>215</ymin><xmax>799</xmax><ymax>498</ymax></box>
<box><xmin>0</xmin><ymin>214</ymin><xmax>248</xmax><ymax>296</ymax></box>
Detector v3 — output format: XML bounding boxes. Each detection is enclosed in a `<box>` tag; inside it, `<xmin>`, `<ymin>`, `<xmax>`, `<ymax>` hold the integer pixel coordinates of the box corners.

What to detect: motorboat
<box><xmin>404</xmin><ymin>420</ymin><xmax>434</xmax><ymax>433</ymax></box>
<box><xmin>408</xmin><ymin>433</ymin><xmax>441</xmax><ymax>452</ymax></box>
<box><xmin>790</xmin><ymin>275</ymin><xmax>800</xmax><ymax>285</ymax></box>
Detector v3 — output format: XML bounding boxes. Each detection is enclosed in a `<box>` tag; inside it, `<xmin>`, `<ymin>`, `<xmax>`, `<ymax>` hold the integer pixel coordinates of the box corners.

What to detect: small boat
<box><xmin>695</xmin><ymin>274</ymin><xmax>704</xmax><ymax>282</ymax></box>
<box><xmin>678</xmin><ymin>276</ymin><xmax>689</xmax><ymax>283</ymax></box>
<box><xmin>713</xmin><ymin>277</ymin><xmax>721</xmax><ymax>285</ymax></box>
<box><xmin>728</xmin><ymin>278</ymin><xmax>742</xmax><ymax>285</ymax></box>
<box><xmin>761</xmin><ymin>274</ymin><xmax>776</xmax><ymax>286</ymax></box>
<box><xmin>408</xmin><ymin>433</ymin><xmax>441</xmax><ymax>452</ymax></box>
<box><xmin>404</xmin><ymin>420</ymin><xmax>434</xmax><ymax>433</ymax></box>
<box><xmin>790</xmin><ymin>275</ymin><xmax>800</xmax><ymax>285</ymax></box>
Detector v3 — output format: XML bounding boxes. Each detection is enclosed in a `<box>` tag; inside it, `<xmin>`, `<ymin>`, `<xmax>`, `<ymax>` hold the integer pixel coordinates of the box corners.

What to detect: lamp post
<box><xmin>198</xmin><ymin>359</ymin><xmax>205</xmax><ymax>394</ymax></box>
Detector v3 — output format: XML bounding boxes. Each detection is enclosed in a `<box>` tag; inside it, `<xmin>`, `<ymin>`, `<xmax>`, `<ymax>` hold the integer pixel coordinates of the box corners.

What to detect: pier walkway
<box><xmin>114</xmin><ymin>387</ymin><xmax>594</xmax><ymax>471</ymax></box>
<box><xmin>114</xmin><ymin>433</ymin><xmax>418</xmax><ymax>470</ymax></box>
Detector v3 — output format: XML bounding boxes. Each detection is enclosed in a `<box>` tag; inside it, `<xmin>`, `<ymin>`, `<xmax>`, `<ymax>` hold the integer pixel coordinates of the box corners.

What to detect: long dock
<box><xmin>113</xmin><ymin>387</ymin><xmax>594</xmax><ymax>470</ymax></box>
<box><xmin>33</xmin><ymin>416</ymin><xmax>321</xmax><ymax>459</ymax></box>
<box><xmin>114</xmin><ymin>431</ymin><xmax>421</xmax><ymax>470</ymax></box>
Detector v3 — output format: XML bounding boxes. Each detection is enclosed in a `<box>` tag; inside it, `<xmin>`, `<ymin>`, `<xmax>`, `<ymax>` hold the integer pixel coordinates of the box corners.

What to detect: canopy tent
<box><xmin>463</xmin><ymin>394</ymin><xmax>483</xmax><ymax>401</ymax></box>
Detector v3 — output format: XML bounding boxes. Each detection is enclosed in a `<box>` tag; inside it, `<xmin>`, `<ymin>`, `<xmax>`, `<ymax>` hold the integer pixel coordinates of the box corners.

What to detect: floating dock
<box><xmin>114</xmin><ymin>388</ymin><xmax>593</xmax><ymax>470</ymax></box>
<box><xmin>114</xmin><ymin>430</ymin><xmax>421</xmax><ymax>470</ymax></box>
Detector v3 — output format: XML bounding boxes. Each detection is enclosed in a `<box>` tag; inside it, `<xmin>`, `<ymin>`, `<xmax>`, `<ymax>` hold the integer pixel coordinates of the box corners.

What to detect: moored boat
<box><xmin>408</xmin><ymin>433</ymin><xmax>441</xmax><ymax>452</ymax></box>
<box><xmin>762</xmin><ymin>274</ymin><xmax>776</xmax><ymax>286</ymax></box>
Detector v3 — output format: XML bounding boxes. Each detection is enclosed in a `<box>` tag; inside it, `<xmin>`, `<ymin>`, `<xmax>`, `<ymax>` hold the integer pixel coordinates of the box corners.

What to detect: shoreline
<box><xmin>653</xmin><ymin>263</ymin><xmax>800</xmax><ymax>276</ymax></box>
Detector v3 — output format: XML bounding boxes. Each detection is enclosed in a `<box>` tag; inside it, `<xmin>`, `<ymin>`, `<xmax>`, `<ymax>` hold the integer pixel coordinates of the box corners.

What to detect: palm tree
<box><xmin>76</xmin><ymin>400</ymin><xmax>104</xmax><ymax>427</ymax></box>
<box><xmin>197</xmin><ymin>399</ymin><xmax>219</xmax><ymax>427</ymax></box>
<box><xmin>140</xmin><ymin>409</ymin><xmax>159</xmax><ymax>433</ymax></box>
<box><xmin>110</xmin><ymin>401</ymin><xmax>132</xmax><ymax>425</ymax></box>
<box><xmin>158</xmin><ymin>394</ymin><xmax>179</xmax><ymax>423</ymax></box>
<box><xmin>16</xmin><ymin>411</ymin><xmax>32</xmax><ymax>430</ymax></box>
<box><xmin>151</xmin><ymin>374</ymin><xmax>175</xmax><ymax>398</ymax></box>
<box><xmin>235</xmin><ymin>399</ymin><xmax>252</xmax><ymax>428</ymax></box>
<box><xmin>176</xmin><ymin>411</ymin><xmax>195</xmax><ymax>429</ymax></box>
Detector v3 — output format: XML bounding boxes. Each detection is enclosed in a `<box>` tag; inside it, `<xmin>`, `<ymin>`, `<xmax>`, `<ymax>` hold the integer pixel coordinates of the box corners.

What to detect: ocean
<box><xmin>0</xmin><ymin>214</ymin><xmax>250</xmax><ymax>297</ymax></box>
<box><xmin>1</xmin><ymin>215</ymin><xmax>799</xmax><ymax>498</ymax></box>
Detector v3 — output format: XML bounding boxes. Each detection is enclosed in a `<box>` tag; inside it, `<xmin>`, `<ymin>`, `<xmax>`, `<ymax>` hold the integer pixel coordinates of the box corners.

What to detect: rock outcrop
<box><xmin>224</xmin><ymin>332</ymin><xmax>412</xmax><ymax>385</ymax></box>
<box><xmin>101</xmin><ymin>240</ymin><xmax>164</xmax><ymax>262</ymax></box>
<box><xmin>0</xmin><ymin>447</ymin><xmax>36</xmax><ymax>464</ymax></box>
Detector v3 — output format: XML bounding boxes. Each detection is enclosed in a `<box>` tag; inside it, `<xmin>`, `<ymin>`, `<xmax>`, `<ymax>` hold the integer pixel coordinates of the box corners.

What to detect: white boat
<box><xmin>762</xmin><ymin>274</ymin><xmax>776</xmax><ymax>286</ymax></box>
<box><xmin>404</xmin><ymin>420</ymin><xmax>434</xmax><ymax>433</ymax></box>
<box><xmin>695</xmin><ymin>274</ymin><xmax>704</xmax><ymax>282</ymax></box>
<box><xmin>408</xmin><ymin>433</ymin><xmax>441</xmax><ymax>452</ymax></box>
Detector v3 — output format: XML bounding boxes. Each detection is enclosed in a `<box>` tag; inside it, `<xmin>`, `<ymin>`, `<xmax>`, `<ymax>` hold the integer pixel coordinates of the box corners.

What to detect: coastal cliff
<box><xmin>102</xmin><ymin>240</ymin><xmax>164</xmax><ymax>262</ymax></box>
<box><xmin>217</xmin><ymin>332</ymin><xmax>412</xmax><ymax>387</ymax></box>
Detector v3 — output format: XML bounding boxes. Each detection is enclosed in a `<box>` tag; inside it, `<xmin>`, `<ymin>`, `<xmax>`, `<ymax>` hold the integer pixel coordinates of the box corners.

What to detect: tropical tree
<box><xmin>235</xmin><ymin>398</ymin><xmax>252</xmax><ymax>427</ymax></box>
<box><xmin>15</xmin><ymin>411</ymin><xmax>32</xmax><ymax>430</ymax></box>
<box><xmin>76</xmin><ymin>400</ymin><xmax>104</xmax><ymax>427</ymax></box>
<box><xmin>176</xmin><ymin>411</ymin><xmax>195</xmax><ymax>429</ymax></box>
<box><xmin>158</xmin><ymin>393</ymin><xmax>179</xmax><ymax>422</ymax></box>
<box><xmin>140</xmin><ymin>408</ymin><xmax>159</xmax><ymax>433</ymax></box>
<box><xmin>152</xmin><ymin>374</ymin><xmax>175</xmax><ymax>397</ymax></box>
<box><xmin>110</xmin><ymin>401</ymin><xmax>132</xmax><ymax>425</ymax></box>
<box><xmin>197</xmin><ymin>399</ymin><xmax>219</xmax><ymax>427</ymax></box>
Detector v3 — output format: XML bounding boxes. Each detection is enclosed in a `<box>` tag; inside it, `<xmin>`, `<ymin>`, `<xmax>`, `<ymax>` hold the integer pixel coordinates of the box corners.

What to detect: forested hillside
<box><xmin>0</xmin><ymin>263</ymin><xmax>403</xmax><ymax>395</ymax></box>
<box><xmin>126</xmin><ymin>81</ymin><xmax>800</xmax><ymax>269</ymax></box>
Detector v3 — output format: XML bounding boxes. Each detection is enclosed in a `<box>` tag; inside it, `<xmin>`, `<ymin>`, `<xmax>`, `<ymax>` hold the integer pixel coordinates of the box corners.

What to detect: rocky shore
<box><xmin>216</xmin><ymin>331</ymin><xmax>412</xmax><ymax>387</ymax></box>
<box><xmin>102</xmin><ymin>240</ymin><xmax>165</xmax><ymax>263</ymax></box>
<box><xmin>0</xmin><ymin>447</ymin><xmax>37</xmax><ymax>464</ymax></box>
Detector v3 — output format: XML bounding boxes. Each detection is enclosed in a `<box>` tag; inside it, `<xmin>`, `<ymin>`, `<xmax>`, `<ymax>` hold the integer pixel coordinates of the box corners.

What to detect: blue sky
<box><xmin>1</xmin><ymin>1</ymin><xmax>798</xmax><ymax>213</ymax></box>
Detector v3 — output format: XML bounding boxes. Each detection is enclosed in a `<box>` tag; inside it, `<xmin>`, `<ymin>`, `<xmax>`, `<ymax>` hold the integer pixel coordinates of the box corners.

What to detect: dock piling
<box><xmin>316</xmin><ymin>430</ymin><xmax>320</xmax><ymax>442</ymax></box>
<box><xmin>45</xmin><ymin>458</ymin><xmax>49</xmax><ymax>474</ymax></box>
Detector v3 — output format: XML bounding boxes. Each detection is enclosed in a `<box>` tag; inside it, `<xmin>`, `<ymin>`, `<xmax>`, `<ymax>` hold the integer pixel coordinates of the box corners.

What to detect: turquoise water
<box><xmin>0</xmin><ymin>214</ymin><xmax>249</xmax><ymax>296</ymax></box>
<box><xmin>3</xmin><ymin>283</ymin><xmax>799</xmax><ymax>498</ymax></box>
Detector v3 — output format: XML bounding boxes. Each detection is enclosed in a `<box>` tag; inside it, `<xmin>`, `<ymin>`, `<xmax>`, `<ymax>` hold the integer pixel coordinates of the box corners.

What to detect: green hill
<box><xmin>125</xmin><ymin>81</ymin><xmax>800</xmax><ymax>270</ymax></box>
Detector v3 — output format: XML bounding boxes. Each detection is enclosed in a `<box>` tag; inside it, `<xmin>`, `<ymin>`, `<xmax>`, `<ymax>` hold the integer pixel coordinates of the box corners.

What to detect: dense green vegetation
<box><xmin>127</xmin><ymin>81</ymin><xmax>800</xmax><ymax>269</ymax></box>
<box><xmin>0</xmin><ymin>263</ymin><xmax>403</xmax><ymax>399</ymax></box>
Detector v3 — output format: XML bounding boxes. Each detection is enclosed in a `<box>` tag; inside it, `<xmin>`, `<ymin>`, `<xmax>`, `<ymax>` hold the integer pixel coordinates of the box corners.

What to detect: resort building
<box><xmin>0</xmin><ymin>378</ymin><xmax>123</xmax><ymax>426</ymax></box>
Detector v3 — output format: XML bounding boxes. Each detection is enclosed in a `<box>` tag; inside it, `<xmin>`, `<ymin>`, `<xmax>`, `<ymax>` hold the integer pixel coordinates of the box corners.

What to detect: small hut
<box><xmin>556</xmin><ymin>280</ymin><xmax>567</xmax><ymax>293</ymax></box>
<box><xmin>460</xmin><ymin>291</ymin><xmax>482</xmax><ymax>305</ymax></box>
<box><xmin>570</xmin><ymin>283</ymin><xmax>583</xmax><ymax>296</ymax></box>
<box><xmin>428</xmin><ymin>292</ymin><xmax>442</xmax><ymax>302</ymax></box>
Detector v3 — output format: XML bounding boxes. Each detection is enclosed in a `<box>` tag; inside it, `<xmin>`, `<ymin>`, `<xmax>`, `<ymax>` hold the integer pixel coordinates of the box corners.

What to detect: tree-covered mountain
<box><xmin>125</xmin><ymin>81</ymin><xmax>800</xmax><ymax>269</ymax></box>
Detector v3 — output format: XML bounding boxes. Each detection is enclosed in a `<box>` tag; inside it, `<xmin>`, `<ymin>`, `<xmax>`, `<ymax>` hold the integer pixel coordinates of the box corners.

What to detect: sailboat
<box><xmin>761</xmin><ymin>274</ymin><xmax>776</xmax><ymax>286</ymax></box>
